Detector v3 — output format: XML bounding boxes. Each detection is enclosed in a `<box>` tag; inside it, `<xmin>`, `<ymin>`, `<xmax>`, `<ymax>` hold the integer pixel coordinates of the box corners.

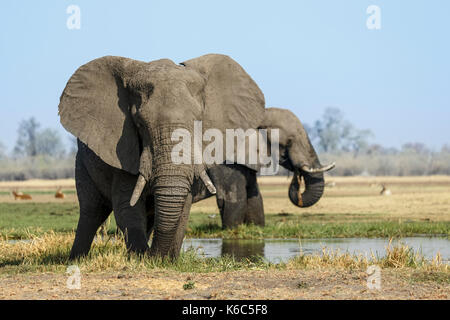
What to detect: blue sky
<box><xmin>1</xmin><ymin>0</ymin><xmax>449</xmax><ymax>152</ymax></box>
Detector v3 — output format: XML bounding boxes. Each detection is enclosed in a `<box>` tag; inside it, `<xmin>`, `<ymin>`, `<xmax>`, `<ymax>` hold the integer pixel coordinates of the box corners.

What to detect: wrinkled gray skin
<box><xmin>208</xmin><ymin>107</ymin><xmax>333</xmax><ymax>229</ymax></box>
<box><xmin>60</xmin><ymin>54</ymin><xmax>332</xmax><ymax>260</ymax></box>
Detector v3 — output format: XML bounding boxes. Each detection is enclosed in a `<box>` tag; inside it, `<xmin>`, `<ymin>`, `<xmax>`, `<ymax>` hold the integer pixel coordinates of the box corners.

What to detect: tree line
<box><xmin>0</xmin><ymin>118</ymin><xmax>75</xmax><ymax>180</ymax></box>
<box><xmin>303</xmin><ymin>107</ymin><xmax>450</xmax><ymax>176</ymax></box>
<box><xmin>1</xmin><ymin>113</ymin><xmax>449</xmax><ymax>180</ymax></box>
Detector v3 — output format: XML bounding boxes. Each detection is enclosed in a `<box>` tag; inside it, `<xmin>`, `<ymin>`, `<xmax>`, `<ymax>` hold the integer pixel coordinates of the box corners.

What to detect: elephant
<box><xmin>206</xmin><ymin>107</ymin><xmax>335</xmax><ymax>228</ymax></box>
<box><xmin>59</xmin><ymin>54</ymin><xmax>334</xmax><ymax>259</ymax></box>
<box><xmin>60</xmin><ymin>54</ymin><xmax>267</xmax><ymax>259</ymax></box>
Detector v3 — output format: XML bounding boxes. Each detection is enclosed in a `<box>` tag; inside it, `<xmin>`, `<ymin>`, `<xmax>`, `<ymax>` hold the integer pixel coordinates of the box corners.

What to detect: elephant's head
<box><xmin>59</xmin><ymin>54</ymin><xmax>265</xmax><ymax>256</ymax></box>
<box><xmin>261</xmin><ymin>108</ymin><xmax>335</xmax><ymax>208</ymax></box>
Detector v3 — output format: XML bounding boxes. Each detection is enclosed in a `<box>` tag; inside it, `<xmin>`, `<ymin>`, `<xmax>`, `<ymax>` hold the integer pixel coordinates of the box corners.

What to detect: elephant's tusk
<box><xmin>301</xmin><ymin>162</ymin><xmax>335</xmax><ymax>173</ymax></box>
<box><xmin>130</xmin><ymin>174</ymin><xmax>146</xmax><ymax>207</ymax></box>
<box><xmin>200</xmin><ymin>170</ymin><xmax>216</xmax><ymax>194</ymax></box>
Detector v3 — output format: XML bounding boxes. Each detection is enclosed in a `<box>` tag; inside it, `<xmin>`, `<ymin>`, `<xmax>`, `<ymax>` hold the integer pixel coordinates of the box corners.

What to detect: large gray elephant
<box><xmin>60</xmin><ymin>54</ymin><xmax>333</xmax><ymax>259</ymax></box>
<box><xmin>208</xmin><ymin>107</ymin><xmax>335</xmax><ymax>228</ymax></box>
<box><xmin>60</xmin><ymin>54</ymin><xmax>267</xmax><ymax>259</ymax></box>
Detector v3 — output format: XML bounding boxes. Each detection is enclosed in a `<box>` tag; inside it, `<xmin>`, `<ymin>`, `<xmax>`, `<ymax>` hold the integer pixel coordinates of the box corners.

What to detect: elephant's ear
<box><xmin>59</xmin><ymin>56</ymin><xmax>144</xmax><ymax>174</ymax></box>
<box><xmin>181</xmin><ymin>54</ymin><xmax>265</xmax><ymax>132</ymax></box>
<box><xmin>181</xmin><ymin>54</ymin><xmax>265</xmax><ymax>171</ymax></box>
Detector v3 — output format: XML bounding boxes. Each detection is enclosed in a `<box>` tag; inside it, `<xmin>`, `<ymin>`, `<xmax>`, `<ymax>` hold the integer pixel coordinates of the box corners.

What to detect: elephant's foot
<box><xmin>220</xmin><ymin>200</ymin><xmax>247</xmax><ymax>229</ymax></box>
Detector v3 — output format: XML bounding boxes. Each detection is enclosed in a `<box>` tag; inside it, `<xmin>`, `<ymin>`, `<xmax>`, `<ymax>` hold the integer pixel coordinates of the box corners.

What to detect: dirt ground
<box><xmin>0</xmin><ymin>269</ymin><xmax>448</xmax><ymax>300</ymax></box>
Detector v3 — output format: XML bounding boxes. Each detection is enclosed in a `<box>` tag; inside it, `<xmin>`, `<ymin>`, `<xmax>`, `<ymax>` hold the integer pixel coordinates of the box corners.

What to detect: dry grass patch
<box><xmin>1</xmin><ymin>233</ymin><xmax>447</xmax><ymax>276</ymax></box>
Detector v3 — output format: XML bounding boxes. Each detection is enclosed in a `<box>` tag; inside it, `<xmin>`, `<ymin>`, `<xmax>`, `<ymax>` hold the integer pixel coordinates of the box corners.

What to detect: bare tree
<box><xmin>310</xmin><ymin>107</ymin><xmax>372</xmax><ymax>154</ymax></box>
<box><xmin>345</xmin><ymin>128</ymin><xmax>373</xmax><ymax>156</ymax></box>
<box><xmin>13</xmin><ymin>118</ymin><xmax>65</xmax><ymax>158</ymax></box>
<box><xmin>14</xmin><ymin>117</ymin><xmax>40</xmax><ymax>157</ymax></box>
<box><xmin>36</xmin><ymin>128</ymin><xmax>66</xmax><ymax>157</ymax></box>
<box><xmin>311</xmin><ymin>107</ymin><xmax>348</xmax><ymax>152</ymax></box>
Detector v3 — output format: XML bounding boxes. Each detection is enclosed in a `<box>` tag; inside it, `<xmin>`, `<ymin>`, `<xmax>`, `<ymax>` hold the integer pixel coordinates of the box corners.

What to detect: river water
<box><xmin>182</xmin><ymin>237</ymin><xmax>450</xmax><ymax>263</ymax></box>
<box><xmin>7</xmin><ymin>236</ymin><xmax>449</xmax><ymax>263</ymax></box>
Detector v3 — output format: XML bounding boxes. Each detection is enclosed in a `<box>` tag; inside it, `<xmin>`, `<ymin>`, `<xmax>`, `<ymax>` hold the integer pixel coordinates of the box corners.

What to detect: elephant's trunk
<box><xmin>150</xmin><ymin>181</ymin><xmax>189</xmax><ymax>257</ymax></box>
<box><xmin>286</xmin><ymin>134</ymin><xmax>334</xmax><ymax>208</ymax></box>
<box><xmin>148</xmin><ymin>124</ymin><xmax>194</xmax><ymax>257</ymax></box>
<box><xmin>288</xmin><ymin>170</ymin><xmax>325</xmax><ymax>208</ymax></box>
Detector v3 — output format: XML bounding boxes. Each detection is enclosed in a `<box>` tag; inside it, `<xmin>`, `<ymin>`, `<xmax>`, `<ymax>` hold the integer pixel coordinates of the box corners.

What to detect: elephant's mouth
<box><xmin>279</xmin><ymin>149</ymin><xmax>295</xmax><ymax>171</ymax></box>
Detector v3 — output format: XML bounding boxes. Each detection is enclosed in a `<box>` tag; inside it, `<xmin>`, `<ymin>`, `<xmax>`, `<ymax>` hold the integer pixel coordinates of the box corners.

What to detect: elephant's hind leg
<box><xmin>244</xmin><ymin>171</ymin><xmax>265</xmax><ymax>227</ymax></box>
<box><xmin>70</xmin><ymin>157</ymin><xmax>112</xmax><ymax>260</ymax></box>
<box><xmin>209</xmin><ymin>165</ymin><xmax>248</xmax><ymax>229</ymax></box>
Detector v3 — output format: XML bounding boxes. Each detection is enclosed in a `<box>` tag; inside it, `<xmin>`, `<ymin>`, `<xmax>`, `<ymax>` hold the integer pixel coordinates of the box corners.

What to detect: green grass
<box><xmin>183</xmin><ymin>281</ymin><xmax>196</xmax><ymax>290</ymax></box>
<box><xmin>186</xmin><ymin>220</ymin><xmax>450</xmax><ymax>239</ymax></box>
<box><xmin>0</xmin><ymin>203</ymin><xmax>449</xmax><ymax>240</ymax></box>
<box><xmin>0</xmin><ymin>203</ymin><xmax>115</xmax><ymax>239</ymax></box>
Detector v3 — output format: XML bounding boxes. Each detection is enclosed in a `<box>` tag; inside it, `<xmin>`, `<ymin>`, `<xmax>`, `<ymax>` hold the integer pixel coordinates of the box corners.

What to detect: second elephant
<box><xmin>204</xmin><ymin>107</ymin><xmax>334</xmax><ymax>229</ymax></box>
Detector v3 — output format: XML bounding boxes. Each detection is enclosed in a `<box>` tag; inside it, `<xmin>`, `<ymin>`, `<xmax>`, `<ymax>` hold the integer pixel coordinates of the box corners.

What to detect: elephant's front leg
<box><xmin>112</xmin><ymin>172</ymin><xmax>149</xmax><ymax>255</ymax></box>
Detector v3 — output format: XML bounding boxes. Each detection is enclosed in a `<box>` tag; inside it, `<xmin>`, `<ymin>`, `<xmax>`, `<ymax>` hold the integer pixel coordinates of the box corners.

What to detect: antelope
<box><xmin>55</xmin><ymin>187</ymin><xmax>65</xmax><ymax>199</ymax></box>
<box><xmin>12</xmin><ymin>190</ymin><xmax>32</xmax><ymax>200</ymax></box>
<box><xmin>380</xmin><ymin>184</ymin><xmax>391</xmax><ymax>196</ymax></box>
